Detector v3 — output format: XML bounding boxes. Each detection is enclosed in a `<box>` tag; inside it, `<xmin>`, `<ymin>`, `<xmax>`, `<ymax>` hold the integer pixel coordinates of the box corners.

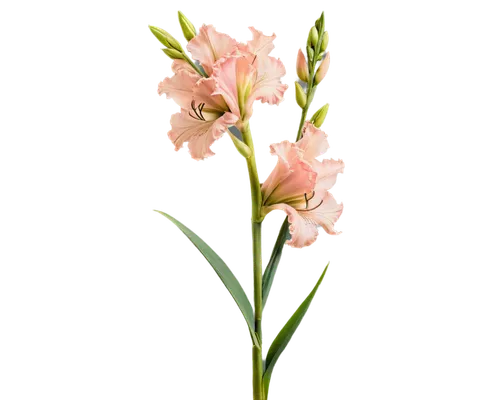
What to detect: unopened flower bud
<box><xmin>296</xmin><ymin>49</ymin><xmax>309</xmax><ymax>82</ymax></box>
<box><xmin>308</xmin><ymin>26</ymin><xmax>319</xmax><ymax>48</ymax></box>
<box><xmin>321</xmin><ymin>31</ymin><xmax>329</xmax><ymax>52</ymax></box>
<box><xmin>149</xmin><ymin>25</ymin><xmax>183</xmax><ymax>52</ymax></box>
<box><xmin>316</xmin><ymin>12</ymin><xmax>325</xmax><ymax>32</ymax></box>
<box><xmin>306</xmin><ymin>25</ymin><xmax>318</xmax><ymax>47</ymax></box>
<box><xmin>178</xmin><ymin>11</ymin><xmax>197</xmax><ymax>42</ymax></box>
<box><xmin>310</xmin><ymin>103</ymin><xmax>329</xmax><ymax>127</ymax></box>
<box><xmin>162</xmin><ymin>47</ymin><xmax>184</xmax><ymax>60</ymax></box>
<box><xmin>228</xmin><ymin>127</ymin><xmax>252</xmax><ymax>158</ymax></box>
<box><xmin>295</xmin><ymin>82</ymin><xmax>307</xmax><ymax>108</ymax></box>
<box><xmin>314</xmin><ymin>52</ymin><xmax>330</xmax><ymax>84</ymax></box>
<box><xmin>314</xmin><ymin>10</ymin><xmax>326</xmax><ymax>32</ymax></box>
<box><xmin>307</xmin><ymin>46</ymin><xmax>314</xmax><ymax>62</ymax></box>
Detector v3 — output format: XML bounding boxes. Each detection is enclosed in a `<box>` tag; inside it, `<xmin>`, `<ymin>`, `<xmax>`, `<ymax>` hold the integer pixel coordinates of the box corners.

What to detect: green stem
<box><xmin>252</xmin><ymin>221</ymin><xmax>263</xmax><ymax>400</ymax></box>
<box><xmin>241</xmin><ymin>124</ymin><xmax>263</xmax><ymax>222</ymax></box>
<box><xmin>240</xmin><ymin>123</ymin><xmax>264</xmax><ymax>400</ymax></box>
<box><xmin>295</xmin><ymin>79</ymin><xmax>316</xmax><ymax>141</ymax></box>
<box><xmin>182</xmin><ymin>54</ymin><xmax>208</xmax><ymax>77</ymax></box>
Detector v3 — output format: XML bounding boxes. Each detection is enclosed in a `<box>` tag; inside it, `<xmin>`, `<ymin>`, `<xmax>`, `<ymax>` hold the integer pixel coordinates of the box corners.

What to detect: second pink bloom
<box><xmin>261</xmin><ymin>122</ymin><xmax>344</xmax><ymax>248</ymax></box>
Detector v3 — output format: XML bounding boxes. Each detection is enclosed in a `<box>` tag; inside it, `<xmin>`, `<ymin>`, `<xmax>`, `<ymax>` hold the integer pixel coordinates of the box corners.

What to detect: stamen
<box><xmin>197</xmin><ymin>103</ymin><xmax>206</xmax><ymax>121</ymax></box>
<box><xmin>189</xmin><ymin>100</ymin><xmax>206</xmax><ymax>121</ymax></box>
<box><xmin>190</xmin><ymin>100</ymin><xmax>201</xmax><ymax>119</ymax></box>
<box><xmin>297</xmin><ymin>191</ymin><xmax>323</xmax><ymax>212</ymax></box>
<box><xmin>251</xmin><ymin>55</ymin><xmax>257</xmax><ymax>65</ymax></box>
<box><xmin>305</xmin><ymin>200</ymin><xmax>323</xmax><ymax>212</ymax></box>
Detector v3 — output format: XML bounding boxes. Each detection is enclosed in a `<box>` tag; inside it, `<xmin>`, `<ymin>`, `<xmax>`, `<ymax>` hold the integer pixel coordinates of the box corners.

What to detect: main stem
<box><xmin>240</xmin><ymin>123</ymin><xmax>264</xmax><ymax>400</ymax></box>
<box><xmin>252</xmin><ymin>221</ymin><xmax>263</xmax><ymax>400</ymax></box>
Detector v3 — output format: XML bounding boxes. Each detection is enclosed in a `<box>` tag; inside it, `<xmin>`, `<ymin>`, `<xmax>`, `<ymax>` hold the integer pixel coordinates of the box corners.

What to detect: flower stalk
<box><xmin>240</xmin><ymin>122</ymin><xmax>264</xmax><ymax>399</ymax></box>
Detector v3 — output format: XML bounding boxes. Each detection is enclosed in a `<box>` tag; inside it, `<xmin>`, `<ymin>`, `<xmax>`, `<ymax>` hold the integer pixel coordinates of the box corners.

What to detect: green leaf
<box><xmin>262</xmin><ymin>219</ymin><xmax>289</xmax><ymax>308</ymax></box>
<box><xmin>154</xmin><ymin>210</ymin><xmax>258</xmax><ymax>345</ymax></box>
<box><xmin>263</xmin><ymin>263</ymin><xmax>329</xmax><ymax>397</ymax></box>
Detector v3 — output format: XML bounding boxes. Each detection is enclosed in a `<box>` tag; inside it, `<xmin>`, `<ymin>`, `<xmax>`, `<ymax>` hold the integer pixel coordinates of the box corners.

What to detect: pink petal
<box><xmin>192</xmin><ymin>77</ymin><xmax>229</xmax><ymax>112</ymax></box>
<box><xmin>168</xmin><ymin>110</ymin><xmax>238</xmax><ymax>160</ymax></box>
<box><xmin>246</xmin><ymin>27</ymin><xmax>276</xmax><ymax>57</ymax></box>
<box><xmin>261</xmin><ymin>141</ymin><xmax>294</xmax><ymax>203</ymax></box>
<box><xmin>300</xmin><ymin>192</ymin><xmax>343</xmax><ymax>235</ymax></box>
<box><xmin>212</xmin><ymin>55</ymin><xmax>257</xmax><ymax>118</ymax></box>
<box><xmin>171</xmin><ymin>59</ymin><xmax>198</xmax><ymax>75</ymax></box>
<box><xmin>261</xmin><ymin>141</ymin><xmax>316</xmax><ymax>205</ymax></box>
<box><xmin>297</xmin><ymin>122</ymin><xmax>329</xmax><ymax>160</ymax></box>
<box><xmin>252</xmin><ymin>55</ymin><xmax>288</xmax><ymax>105</ymax></box>
<box><xmin>263</xmin><ymin>203</ymin><xmax>320</xmax><ymax>248</ymax></box>
<box><xmin>313</xmin><ymin>158</ymin><xmax>345</xmax><ymax>192</ymax></box>
<box><xmin>158</xmin><ymin>70</ymin><xmax>199</xmax><ymax>109</ymax></box>
<box><xmin>187</xmin><ymin>25</ymin><xmax>238</xmax><ymax>75</ymax></box>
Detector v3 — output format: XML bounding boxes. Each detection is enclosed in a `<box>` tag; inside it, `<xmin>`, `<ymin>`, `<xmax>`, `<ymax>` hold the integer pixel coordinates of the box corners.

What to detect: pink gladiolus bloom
<box><xmin>157</xmin><ymin>25</ymin><xmax>288</xmax><ymax>160</ymax></box>
<box><xmin>261</xmin><ymin>122</ymin><xmax>344</xmax><ymax>248</ymax></box>
<box><xmin>158</xmin><ymin>70</ymin><xmax>239</xmax><ymax>160</ymax></box>
<box><xmin>158</xmin><ymin>25</ymin><xmax>239</xmax><ymax>160</ymax></box>
<box><xmin>315</xmin><ymin>51</ymin><xmax>333</xmax><ymax>84</ymax></box>
<box><xmin>212</xmin><ymin>27</ymin><xmax>288</xmax><ymax>121</ymax></box>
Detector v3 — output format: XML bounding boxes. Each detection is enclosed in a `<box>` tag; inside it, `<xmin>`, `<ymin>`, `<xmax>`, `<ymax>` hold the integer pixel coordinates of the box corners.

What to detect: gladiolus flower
<box><xmin>314</xmin><ymin>52</ymin><xmax>330</xmax><ymax>84</ymax></box>
<box><xmin>157</xmin><ymin>25</ymin><xmax>288</xmax><ymax>160</ymax></box>
<box><xmin>261</xmin><ymin>122</ymin><xmax>344</xmax><ymax>248</ymax></box>
<box><xmin>212</xmin><ymin>27</ymin><xmax>288</xmax><ymax>121</ymax></box>
<box><xmin>159</xmin><ymin>74</ymin><xmax>239</xmax><ymax>160</ymax></box>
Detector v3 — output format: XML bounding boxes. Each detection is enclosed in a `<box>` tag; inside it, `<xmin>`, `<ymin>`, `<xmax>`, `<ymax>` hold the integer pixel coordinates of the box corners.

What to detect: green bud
<box><xmin>317</xmin><ymin>51</ymin><xmax>325</xmax><ymax>62</ymax></box>
<box><xmin>149</xmin><ymin>25</ymin><xmax>183</xmax><ymax>52</ymax></box>
<box><xmin>178</xmin><ymin>11</ymin><xmax>197</xmax><ymax>42</ymax></box>
<box><xmin>307</xmin><ymin>46</ymin><xmax>314</xmax><ymax>62</ymax></box>
<box><xmin>321</xmin><ymin>31</ymin><xmax>329</xmax><ymax>52</ymax></box>
<box><xmin>310</xmin><ymin>103</ymin><xmax>329</xmax><ymax>128</ymax></box>
<box><xmin>313</xmin><ymin>10</ymin><xmax>323</xmax><ymax>32</ymax></box>
<box><xmin>308</xmin><ymin>26</ymin><xmax>319</xmax><ymax>48</ymax></box>
<box><xmin>306</xmin><ymin>25</ymin><xmax>318</xmax><ymax>47</ymax></box>
<box><xmin>295</xmin><ymin>81</ymin><xmax>307</xmax><ymax>109</ymax></box>
<box><xmin>162</xmin><ymin>48</ymin><xmax>184</xmax><ymax>60</ymax></box>
<box><xmin>228</xmin><ymin>129</ymin><xmax>252</xmax><ymax>158</ymax></box>
<box><xmin>318</xmin><ymin>9</ymin><xmax>327</xmax><ymax>32</ymax></box>
<box><xmin>316</xmin><ymin>12</ymin><xmax>325</xmax><ymax>31</ymax></box>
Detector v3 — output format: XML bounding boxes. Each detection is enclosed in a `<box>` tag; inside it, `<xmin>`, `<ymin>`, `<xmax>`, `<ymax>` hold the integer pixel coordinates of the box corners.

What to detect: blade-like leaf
<box><xmin>263</xmin><ymin>263</ymin><xmax>329</xmax><ymax>397</ymax></box>
<box><xmin>262</xmin><ymin>219</ymin><xmax>289</xmax><ymax>308</ymax></box>
<box><xmin>154</xmin><ymin>210</ymin><xmax>258</xmax><ymax>345</ymax></box>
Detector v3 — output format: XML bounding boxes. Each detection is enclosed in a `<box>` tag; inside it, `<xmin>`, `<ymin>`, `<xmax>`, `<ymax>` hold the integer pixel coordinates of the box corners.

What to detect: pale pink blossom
<box><xmin>163</xmin><ymin>75</ymin><xmax>239</xmax><ymax>160</ymax></box>
<box><xmin>212</xmin><ymin>27</ymin><xmax>288</xmax><ymax>120</ymax></box>
<box><xmin>158</xmin><ymin>24</ymin><xmax>239</xmax><ymax>159</ymax></box>
<box><xmin>261</xmin><ymin>122</ymin><xmax>344</xmax><ymax>248</ymax></box>
<box><xmin>157</xmin><ymin>25</ymin><xmax>288</xmax><ymax>160</ymax></box>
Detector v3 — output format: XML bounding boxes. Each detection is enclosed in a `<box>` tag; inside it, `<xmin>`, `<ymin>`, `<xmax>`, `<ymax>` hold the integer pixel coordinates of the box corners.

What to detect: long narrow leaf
<box><xmin>263</xmin><ymin>263</ymin><xmax>329</xmax><ymax>397</ymax></box>
<box><xmin>262</xmin><ymin>219</ymin><xmax>289</xmax><ymax>308</ymax></box>
<box><xmin>154</xmin><ymin>210</ymin><xmax>258</xmax><ymax>345</ymax></box>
